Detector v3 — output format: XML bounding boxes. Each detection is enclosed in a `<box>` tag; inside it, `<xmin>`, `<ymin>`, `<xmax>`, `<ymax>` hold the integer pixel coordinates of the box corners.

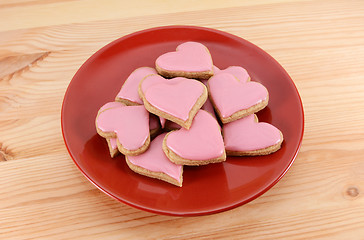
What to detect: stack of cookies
<box><xmin>95</xmin><ymin>42</ymin><xmax>283</xmax><ymax>187</ymax></box>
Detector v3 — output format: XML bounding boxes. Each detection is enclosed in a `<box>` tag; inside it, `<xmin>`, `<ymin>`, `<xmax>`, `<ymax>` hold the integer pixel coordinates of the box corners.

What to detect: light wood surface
<box><xmin>1</xmin><ymin>0</ymin><xmax>364</xmax><ymax>239</ymax></box>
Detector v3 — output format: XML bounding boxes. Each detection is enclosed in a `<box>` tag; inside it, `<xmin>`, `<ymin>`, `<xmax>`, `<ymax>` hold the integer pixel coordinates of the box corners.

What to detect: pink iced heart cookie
<box><xmin>208</xmin><ymin>72</ymin><xmax>269</xmax><ymax>123</ymax></box>
<box><xmin>107</xmin><ymin>114</ymin><xmax>160</xmax><ymax>157</ymax></box>
<box><xmin>139</xmin><ymin>74</ymin><xmax>208</xmax><ymax>129</ymax></box>
<box><xmin>126</xmin><ymin>133</ymin><xmax>183</xmax><ymax>187</ymax></box>
<box><xmin>115</xmin><ymin>67</ymin><xmax>157</xmax><ymax>105</ymax></box>
<box><xmin>216</xmin><ymin>66</ymin><xmax>251</xmax><ymax>83</ymax></box>
<box><xmin>156</xmin><ymin>42</ymin><xmax>214</xmax><ymax>80</ymax></box>
<box><xmin>163</xmin><ymin>110</ymin><xmax>226</xmax><ymax>166</ymax></box>
<box><xmin>97</xmin><ymin>102</ymin><xmax>160</xmax><ymax>156</ymax></box>
<box><xmin>95</xmin><ymin>103</ymin><xmax>150</xmax><ymax>156</ymax></box>
<box><xmin>223</xmin><ymin>114</ymin><xmax>283</xmax><ymax>156</ymax></box>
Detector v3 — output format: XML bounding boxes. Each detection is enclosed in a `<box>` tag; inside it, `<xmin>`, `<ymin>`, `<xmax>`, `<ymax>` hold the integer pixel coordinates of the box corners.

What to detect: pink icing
<box><xmin>109</xmin><ymin>138</ymin><xmax>117</xmax><ymax>150</ymax></box>
<box><xmin>99</xmin><ymin>101</ymin><xmax>125</xmax><ymax>113</ymax></box>
<box><xmin>116</xmin><ymin>67</ymin><xmax>157</xmax><ymax>104</ymax></box>
<box><xmin>140</xmin><ymin>74</ymin><xmax>166</xmax><ymax>94</ymax></box>
<box><xmin>127</xmin><ymin>133</ymin><xmax>182</xmax><ymax>182</ymax></box>
<box><xmin>213</xmin><ymin>66</ymin><xmax>220</xmax><ymax>72</ymax></box>
<box><xmin>159</xmin><ymin>117</ymin><xmax>166</xmax><ymax>128</ymax></box>
<box><xmin>208</xmin><ymin>72</ymin><xmax>268</xmax><ymax>118</ymax></box>
<box><xmin>223</xmin><ymin>115</ymin><xmax>282</xmax><ymax>151</ymax></box>
<box><xmin>200</xmin><ymin>79</ymin><xmax>216</xmax><ymax>119</ymax></box>
<box><xmin>216</xmin><ymin>66</ymin><xmax>250</xmax><ymax>83</ymax></box>
<box><xmin>166</xmin><ymin>110</ymin><xmax>225</xmax><ymax>160</ymax></box>
<box><xmin>156</xmin><ymin>42</ymin><xmax>213</xmax><ymax>72</ymax></box>
<box><xmin>143</xmin><ymin>75</ymin><xmax>205</xmax><ymax>121</ymax></box>
<box><xmin>96</xmin><ymin>105</ymin><xmax>150</xmax><ymax>150</ymax></box>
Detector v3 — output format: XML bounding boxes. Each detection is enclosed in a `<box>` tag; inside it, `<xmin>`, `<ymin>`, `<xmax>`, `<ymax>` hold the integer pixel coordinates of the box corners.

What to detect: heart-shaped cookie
<box><xmin>156</xmin><ymin>42</ymin><xmax>214</xmax><ymax>79</ymax></box>
<box><xmin>115</xmin><ymin>67</ymin><xmax>157</xmax><ymax>105</ymax></box>
<box><xmin>163</xmin><ymin>110</ymin><xmax>226</xmax><ymax>166</ymax></box>
<box><xmin>106</xmin><ymin>113</ymin><xmax>159</xmax><ymax>157</ymax></box>
<box><xmin>126</xmin><ymin>133</ymin><xmax>183</xmax><ymax>187</ymax></box>
<box><xmin>208</xmin><ymin>72</ymin><xmax>268</xmax><ymax>123</ymax></box>
<box><xmin>97</xmin><ymin>102</ymin><xmax>160</xmax><ymax>156</ymax></box>
<box><xmin>139</xmin><ymin>74</ymin><xmax>208</xmax><ymax>129</ymax></box>
<box><xmin>223</xmin><ymin>114</ymin><xmax>283</xmax><ymax>156</ymax></box>
<box><xmin>96</xmin><ymin>104</ymin><xmax>150</xmax><ymax>156</ymax></box>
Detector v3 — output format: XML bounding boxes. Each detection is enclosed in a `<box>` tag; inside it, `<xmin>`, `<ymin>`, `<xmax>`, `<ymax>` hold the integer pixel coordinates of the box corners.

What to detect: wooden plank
<box><xmin>0</xmin><ymin>150</ymin><xmax>363</xmax><ymax>239</ymax></box>
<box><xmin>0</xmin><ymin>0</ymin><xmax>312</xmax><ymax>31</ymax></box>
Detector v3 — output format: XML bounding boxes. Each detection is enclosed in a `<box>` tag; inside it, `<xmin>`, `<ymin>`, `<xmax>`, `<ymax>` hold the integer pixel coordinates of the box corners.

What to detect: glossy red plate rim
<box><xmin>61</xmin><ymin>25</ymin><xmax>304</xmax><ymax>216</ymax></box>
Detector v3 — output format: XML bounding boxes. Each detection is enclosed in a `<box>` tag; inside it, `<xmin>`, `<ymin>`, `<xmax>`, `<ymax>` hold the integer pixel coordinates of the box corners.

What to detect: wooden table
<box><xmin>1</xmin><ymin>0</ymin><xmax>364</xmax><ymax>239</ymax></box>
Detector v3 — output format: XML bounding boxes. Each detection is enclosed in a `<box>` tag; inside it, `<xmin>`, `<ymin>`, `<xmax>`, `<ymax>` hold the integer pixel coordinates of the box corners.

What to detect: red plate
<box><xmin>61</xmin><ymin>26</ymin><xmax>304</xmax><ymax>216</ymax></box>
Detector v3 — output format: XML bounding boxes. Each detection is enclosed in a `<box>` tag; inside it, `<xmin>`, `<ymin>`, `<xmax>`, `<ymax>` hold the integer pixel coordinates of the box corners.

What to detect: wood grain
<box><xmin>1</xmin><ymin>0</ymin><xmax>364</xmax><ymax>239</ymax></box>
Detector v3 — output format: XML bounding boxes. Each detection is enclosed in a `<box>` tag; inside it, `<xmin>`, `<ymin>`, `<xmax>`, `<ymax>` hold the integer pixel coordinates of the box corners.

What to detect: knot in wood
<box><xmin>346</xmin><ymin>186</ymin><xmax>359</xmax><ymax>198</ymax></box>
